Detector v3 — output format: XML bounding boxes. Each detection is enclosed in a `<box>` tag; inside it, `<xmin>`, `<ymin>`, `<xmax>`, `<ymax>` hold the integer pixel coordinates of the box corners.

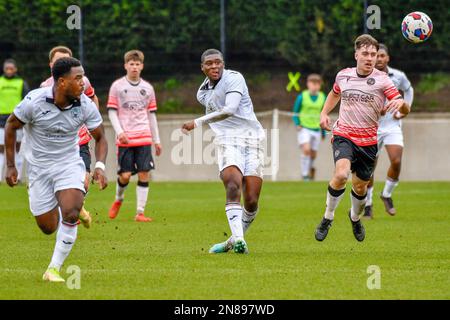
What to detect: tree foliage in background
<box><xmin>0</xmin><ymin>0</ymin><xmax>448</xmax><ymax>109</ymax></box>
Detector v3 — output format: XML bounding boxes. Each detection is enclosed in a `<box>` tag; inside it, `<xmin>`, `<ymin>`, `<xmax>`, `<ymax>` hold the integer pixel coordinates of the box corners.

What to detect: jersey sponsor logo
<box><xmin>123</xmin><ymin>101</ymin><xmax>147</xmax><ymax>110</ymax></box>
<box><xmin>341</xmin><ymin>89</ymin><xmax>375</xmax><ymax>103</ymax></box>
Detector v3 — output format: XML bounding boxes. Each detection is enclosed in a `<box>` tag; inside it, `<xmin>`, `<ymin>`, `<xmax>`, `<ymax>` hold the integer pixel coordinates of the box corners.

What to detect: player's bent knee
<box><xmin>352</xmin><ymin>184</ymin><xmax>367</xmax><ymax>196</ymax></box>
<box><xmin>120</xmin><ymin>172</ymin><xmax>132</xmax><ymax>183</ymax></box>
<box><xmin>226</xmin><ymin>182</ymin><xmax>241</xmax><ymax>200</ymax></box>
<box><xmin>334</xmin><ymin>171</ymin><xmax>348</xmax><ymax>184</ymax></box>
<box><xmin>61</xmin><ymin>206</ymin><xmax>82</xmax><ymax>224</ymax></box>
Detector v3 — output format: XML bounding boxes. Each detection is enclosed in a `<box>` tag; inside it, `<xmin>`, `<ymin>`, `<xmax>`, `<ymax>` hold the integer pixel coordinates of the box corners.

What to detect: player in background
<box><xmin>363</xmin><ymin>44</ymin><xmax>414</xmax><ymax>218</ymax></box>
<box><xmin>182</xmin><ymin>49</ymin><xmax>265</xmax><ymax>254</ymax></box>
<box><xmin>0</xmin><ymin>59</ymin><xmax>29</xmax><ymax>182</ymax></box>
<box><xmin>5</xmin><ymin>57</ymin><xmax>108</xmax><ymax>282</ymax></box>
<box><xmin>292</xmin><ymin>74</ymin><xmax>326</xmax><ymax>181</ymax></box>
<box><xmin>314</xmin><ymin>35</ymin><xmax>410</xmax><ymax>242</ymax></box>
<box><xmin>40</xmin><ymin>46</ymin><xmax>100</xmax><ymax>228</ymax></box>
<box><xmin>107</xmin><ymin>50</ymin><xmax>162</xmax><ymax>222</ymax></box>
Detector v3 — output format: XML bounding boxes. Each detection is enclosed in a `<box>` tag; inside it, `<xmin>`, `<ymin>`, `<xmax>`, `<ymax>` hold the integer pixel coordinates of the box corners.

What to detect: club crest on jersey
<box><xmin>140</xmin><ymin>89</ymin><xmax>147</xmax><ymax>96</ymax></box>
<box><xmin>71</xmin><ymin>106</ymin><xmax>81</xmax><ymax>119</ymax></box>
<box><xmin>367</xmin><ymin>78</ymin><xmax>376</xmax><ymax>85</ymax></box>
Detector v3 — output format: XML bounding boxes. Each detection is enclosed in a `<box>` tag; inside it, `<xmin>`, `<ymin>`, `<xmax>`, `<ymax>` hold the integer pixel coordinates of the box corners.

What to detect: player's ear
<box><xmin>354</xmin><ymin>51</ymin><xmax>358</xmax><ymax>61</ymax></box>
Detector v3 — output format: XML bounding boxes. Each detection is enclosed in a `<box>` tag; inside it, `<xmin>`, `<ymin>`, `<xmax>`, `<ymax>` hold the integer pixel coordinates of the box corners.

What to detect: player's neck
<box><xmin>126</xmin><ymin>75</ymin><xmax>141</xmax><ymax>84</ymax></box>
<box><xmin>356</xmin><ymin>66</ymin><xmax>373</xmax><ymax>77</ymax></box>
<box><xmin>53</xmin><ymin>87</ymin><xmax>72</xmax><ymax>109</ymax></box>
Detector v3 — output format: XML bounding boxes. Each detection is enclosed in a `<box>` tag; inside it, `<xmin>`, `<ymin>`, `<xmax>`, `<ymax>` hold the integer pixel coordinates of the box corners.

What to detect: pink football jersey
<box><xmin>332</xmin><ymin>67</ymin><xmax>400</xmax><ymax>146</ymax></box>
<box><xmin>107</xmin><ymin>77</ymin><xmax>157</xmax><ymax>147</ymax></box>
<box><xmin>40</xmin><ymin>75</ymin><xmax>97</xmax><ymax>146</ymax></box>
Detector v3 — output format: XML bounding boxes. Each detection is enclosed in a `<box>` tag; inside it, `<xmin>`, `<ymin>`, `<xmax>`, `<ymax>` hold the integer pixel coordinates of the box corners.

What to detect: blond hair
<box><xmin>124</xmin><ymin>50</ymin><xmax>144</xmax><ymax>63</ymax></box>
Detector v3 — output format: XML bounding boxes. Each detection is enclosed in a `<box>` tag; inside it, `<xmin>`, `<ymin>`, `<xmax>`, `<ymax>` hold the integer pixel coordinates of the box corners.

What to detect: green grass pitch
<box><xmin>0</xmin><ymin>181</ymin><xmax>449</xmax><ymax>299</ymax></box>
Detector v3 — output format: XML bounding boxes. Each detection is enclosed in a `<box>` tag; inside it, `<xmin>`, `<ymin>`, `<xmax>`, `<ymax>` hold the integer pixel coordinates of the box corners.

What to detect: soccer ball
<box><xmin>401</xmin><ymin>12</ymin><xmax>433</xmax><ymax>43</ymax></box>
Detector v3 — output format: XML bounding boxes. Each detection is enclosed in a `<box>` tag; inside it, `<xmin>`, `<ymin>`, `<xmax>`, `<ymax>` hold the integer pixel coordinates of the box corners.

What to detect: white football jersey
<box><xmin>379</xmin><ymin>66</ymin><xmax>413</xmax><ymax>132</ymax></box>
<box><xmin>14</xmin><ymin>86</ymin><xmax>102</xmax><ymax>166</ymax></box>
<box><xmin>197</xmin><ymin>69</ymin><xmax>265</xmax><ymax>144</ymax></box>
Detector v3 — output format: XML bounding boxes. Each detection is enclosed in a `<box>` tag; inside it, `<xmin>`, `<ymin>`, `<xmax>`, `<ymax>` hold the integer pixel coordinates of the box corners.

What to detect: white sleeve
<box><xmin>84</xmin><ymin>100</ymin><xmax>103</xmax><ymax>131</ymax></box>
<box><xmin>403</xmin><ymin>86</ymin><xmax>414</xmax><ymax>107</ymax></box>
<box><xmin>148</xmin><ymin>111</ymin><xmax>160</xmax><ymax>144</ymax></box>
<box><xmin>13</xmin><ymin>94</ymin><xmax>34</xmax><ymax>124</ymax></box>
<box><xmin>108</xmin><ymin>109</ymin><xmax>124</xmax><ymax>135</ymax></box>
<box><xmin>194</xmin><ymin>92</ymin><xmax>242</xmax><ymax>127</ymax></box>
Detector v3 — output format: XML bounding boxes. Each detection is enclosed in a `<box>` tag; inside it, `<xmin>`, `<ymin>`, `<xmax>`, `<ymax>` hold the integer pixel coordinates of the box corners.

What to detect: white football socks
<box><xmin>242</xmin><ymin>207</ymin><xmax>258</xmax><ymax>234</ymax></box>
<box><xmin>115</xmin><ymin>179</ymin><xmax>128</xmax><ymax>202</ymax></box>
<box><xmin>350</xmin><ymin>189</ymin><xmax>367</xmax><ymax>222</ymax></box>
<box><xmin>366</xmin><ymin>186</ymin><xmax>374</xmax><ymax>207</ymax></box>
<box><xmin>225</xmin><ymin>203</ymin><xmax>244</xmax><ymax>241</ymax></box>
<box><xmin>0</xmin><ymin>152</ymin><xmax>4</xmax><ymax>181</ymax></box>
<box><xmin>382</xmin><ymin>178</ymin><xmax>399</xmax><ymax>198</ymax></box>
<box><xmin>136</xmin><ymin>181</ymin><xmax>149</xmax><ymax>214</ymax></box>
<box><xmin>301</xmin><ymin>155</ymin><xmax>311</xmax><ymax>177</ymax></box>
<box><xmin>49</xmin><ymin>209</ymin><xmax>78</xmax><ymax>271</ymax></box>
<box><xmin>324</xmin><ymin>185</ymin><xmax>346</xmax><ymax>220</ymax></box>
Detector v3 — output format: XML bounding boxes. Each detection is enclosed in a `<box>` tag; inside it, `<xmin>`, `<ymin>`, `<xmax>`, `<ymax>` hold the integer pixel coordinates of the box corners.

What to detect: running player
<box><xmin>292</xmin><ymin>73</ymin><xmax>326</xmax><ymax>181</ymax></box>
<box><xmin>314</xmin><ymin>35</ymin><xmax>410</xmax><ymax>242</ymax></box>
<box><xmin>363</xmin><ymin>44</ymin><xmax>414</xmax><ymax>218</ymax></box>
<box><xmin>0</xmin><ymin>59</ymin><xmax>29</xmax><ymax>182</ymax></box>
<box><xmin>182</xmin><ymin>49</ymin><xmax>265</xmax><ymax>254</ymax></box>
<box><xmin>107</xmin><ymin>50</ymin><xmax>162</xmax><ymax>222</ymax></box>
<box><xmin>40</xmin><ymin>46</ymin><xmax>100</xmax><ymax>228</ymax></box>
<box><xmin>5</xmin><ymin>57</ymin><xmax>108</xmax><ymax>282</ymax></box>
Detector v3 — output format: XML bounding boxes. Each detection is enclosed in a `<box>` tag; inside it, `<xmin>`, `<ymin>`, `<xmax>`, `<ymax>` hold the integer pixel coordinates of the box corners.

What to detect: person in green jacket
<box><xmin>292</xmin><ymin>74</ymin><xmax>326</xmax><ymax>181</ymax></box>
<box><xmin>0</xmin><ymin>59</ymin><xmax>29</xmax><ymax>182</ymax></box>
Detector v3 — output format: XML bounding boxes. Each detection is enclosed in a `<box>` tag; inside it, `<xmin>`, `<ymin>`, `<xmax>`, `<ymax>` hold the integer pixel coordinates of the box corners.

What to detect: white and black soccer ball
<box><xmin>401</xmin><ymin>11</ymin><xmax>433</xmax><ymax>43</ymax></box>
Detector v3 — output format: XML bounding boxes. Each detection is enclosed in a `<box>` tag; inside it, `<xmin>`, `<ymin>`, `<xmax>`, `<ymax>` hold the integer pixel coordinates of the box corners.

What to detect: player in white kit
<box><xmin>363</xmin><ymin>44</ymin><xmax>414</xmax><ymax>218</ymax></box>
<box><xmin>4</xmin><ymin>57</ymin><xmax>108</xmax><ymax>282</ymax></box>
<box><xmin>182</xmin><ymin>49</ymin><xmax>265</xmax><ymax>254</ymax></box>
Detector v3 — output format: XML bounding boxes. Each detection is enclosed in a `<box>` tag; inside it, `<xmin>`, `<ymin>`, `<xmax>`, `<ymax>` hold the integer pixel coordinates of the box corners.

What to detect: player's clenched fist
<box><xmin>320</xmin><ymin>113</ymin><xmax>331</xmax><ymax>131</ymax></box>
<box><xmin>181</xmin><ymin>121</ymin><xmax>196</xmax><ymax>134</ymax></box>
<box><xmin>5</xmin><ymin>166</ymin><xmax>18</xmax><ymax>187</ymax></box>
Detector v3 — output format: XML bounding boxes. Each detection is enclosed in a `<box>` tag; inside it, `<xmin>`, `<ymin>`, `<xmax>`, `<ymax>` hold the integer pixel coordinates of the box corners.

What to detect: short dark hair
<box><xmin>354</xmin><ymin>34</ymin><xmax>379</xmax><ymax>51</ymax></box>
<box><xmin>378</xmin><ymin>43</ymin><xmax>389</xmax><ymax>55</ymax></box>
<box><xmin>201</xmin><ymin>49</ymin><xmax>223</xmax><ymax>63</ymax></box>
<box><xmin>3</xmin><ymin>58</ymin><xmax>17</xmax><ymax>67</ymax></box>
<box><xmin>52</xmin><ymin>57</ymin><xmax>81</xmax><ymax>82</ymax></box>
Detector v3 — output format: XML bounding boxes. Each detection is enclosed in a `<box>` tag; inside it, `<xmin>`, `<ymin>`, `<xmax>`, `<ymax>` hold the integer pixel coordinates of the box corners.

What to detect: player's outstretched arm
<box><xmin>4</xmin><ymin>114</ymin><xmax>24</xmax><ymax>187</ymax></box>
<box><xmin>320</xmin><ymin>90</ymin><xmax>341</xmax><ymax>131</ymax></box>
<box><xmin>90</xmin><ymin>125</ymin><xmax>108</xmax><ymax>190</ymax></box>
<box><xmin>182</xmin><ymin>92</ymin><xmax>241</xmax><ymax>133</ymax></box>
